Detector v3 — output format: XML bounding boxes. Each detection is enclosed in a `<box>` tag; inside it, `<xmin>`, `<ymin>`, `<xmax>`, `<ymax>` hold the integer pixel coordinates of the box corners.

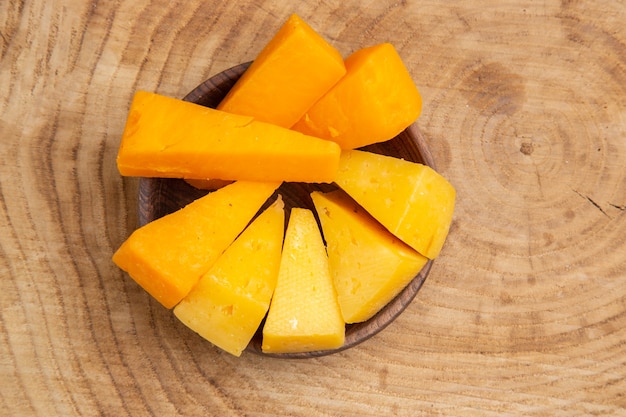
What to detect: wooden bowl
<box><xmin>137</xmin><ymin>63</ymin><xmax>435</xmax><ymax>358</ymax></box>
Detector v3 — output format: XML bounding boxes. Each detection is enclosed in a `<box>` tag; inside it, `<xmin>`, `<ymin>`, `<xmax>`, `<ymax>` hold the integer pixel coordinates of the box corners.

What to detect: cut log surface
<box><xmin>1</xmin><ymin>1</ymin><xmax>625</xmax><ymax>416</ymax></box>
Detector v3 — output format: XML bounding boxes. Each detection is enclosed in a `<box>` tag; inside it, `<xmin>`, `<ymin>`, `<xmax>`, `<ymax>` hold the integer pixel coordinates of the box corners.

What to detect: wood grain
<box><xmin>1</xmin><ymin>0</ymin><xmax>625</xmax><ymax>416</ymax></box>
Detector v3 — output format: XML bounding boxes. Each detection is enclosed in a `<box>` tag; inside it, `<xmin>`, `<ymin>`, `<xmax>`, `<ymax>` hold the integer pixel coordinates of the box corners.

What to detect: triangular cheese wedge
<box><xmin>112</xmin><ymin>181</ymin><xmax>280</xmax><ymax>309</ymax></box>
<box><xmin>218</xmin><ymin>14</ymin><xmax>346</xmax><ymax>128</ymax></box>
<box><xmin>334</xmin><ymin>150</ymin><xmax>455</xmax><ymax>259</ymax></box>
<box><xmin>116</xmin><ymin>91</ymin><xmax>340</xmax><ymax>183</ymax></box>
<box><xmin>262</xmin><ymin>208</ymin><xmax>344</xmax><ymax>353</ymax></box>
<box><xmin>292</xmin><ymin>43</ymin><xmax>421</xmax><ymax>149</ymax></box>
<box><xmin>174</xmin><ymin>197</ymin><xmax>285</xmax><ymax>356</ymax></box>
<box><xmin>311</xmin><ymin>190</ymin><xmax>428</xmax><ymax>323</ymax></box>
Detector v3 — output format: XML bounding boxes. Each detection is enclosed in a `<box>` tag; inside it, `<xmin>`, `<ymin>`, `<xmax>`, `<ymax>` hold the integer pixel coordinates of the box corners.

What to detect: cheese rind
<box><xmin>116</xmin><ymin>91</ymin><xmax>341</xmax><ymax>183</ymax></box>
<box><xmin>334</xmin><ymin>150</ymin><xmax>455</xmax><ymax>259</ymax></box>
<box><xmin>184</xmin><ymin>178</ymin><xmax>233</xmax><ymax>190</ymax></box>
<box><xmin>262</xmin><ymin>208</ymin><xmax>344</xmax><ymax>353</ymax></box>
<box><xmin>218</xmin><ymin>14</ymin><xmax>346</xmax><ymax>128</ymax></box>
<box><xmin>292</xmin><ymin>43</ymin><xmax>422</xmax><ymax>149</ymax></box>
<box><xmin>174</xmin><ymin>197</ymin><xmax>285</xmax><ymax>356</ymax></box>
<box><xmin>112</xmin><ymin>181</ymin><xmax>280</xmax><ymax>309</ymax></box>
<box><xmin>311</xmin><ymin>190</ymin><xmax>428</xmax><ymax>323</ymax></box>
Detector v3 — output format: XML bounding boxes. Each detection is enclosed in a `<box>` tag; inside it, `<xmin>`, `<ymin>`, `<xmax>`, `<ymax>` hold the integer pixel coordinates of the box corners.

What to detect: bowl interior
<box><xmin>137</xmin><ymin>62</ymin><xmax>434</xmax><ymax>358</ymax></box>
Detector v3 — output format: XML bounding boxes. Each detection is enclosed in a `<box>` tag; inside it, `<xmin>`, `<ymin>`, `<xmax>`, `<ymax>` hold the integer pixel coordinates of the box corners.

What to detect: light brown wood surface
<box><xmin>1</xmin><ymin>1</ymin><xmax>624</xmax><ymax>415</ymax></box>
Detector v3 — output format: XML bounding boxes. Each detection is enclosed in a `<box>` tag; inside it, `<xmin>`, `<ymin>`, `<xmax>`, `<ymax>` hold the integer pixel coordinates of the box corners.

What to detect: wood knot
<box><xmin>462</xmin><ymin>62</ymin><xmax>526</xmax><ymax>115</ymax></box>
<box><xmin>520</xmin><ymin>141</ymin><xmax>534</xmax><ymax>155</ymax></box>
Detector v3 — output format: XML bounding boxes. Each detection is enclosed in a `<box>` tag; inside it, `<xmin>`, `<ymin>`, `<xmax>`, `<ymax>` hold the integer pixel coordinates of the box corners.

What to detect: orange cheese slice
<box><xmin>218</xmin><ymin>14</ymin><xmax>346</xmax><ymax>128</ymax></box>
<box><xmin>116</xmin><ymin>91</ymin><xmax>341</xmax><ymax>183</ymax></box>
<box><xmin>292</xmin><ymin>43</ymin><xmax>422</xmax><ymax>149</ymax></box>
<box><xmin>112</xmin><ymin>181</ymin><xmax>280</xmax><ymax>309</ymax></box>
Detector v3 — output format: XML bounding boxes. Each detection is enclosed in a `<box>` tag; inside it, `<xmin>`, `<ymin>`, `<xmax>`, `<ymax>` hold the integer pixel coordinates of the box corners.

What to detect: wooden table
<box><xmin>2</xmin><ymin>1</ymin><xmax>625</xmax><ymax>415</ymax></box>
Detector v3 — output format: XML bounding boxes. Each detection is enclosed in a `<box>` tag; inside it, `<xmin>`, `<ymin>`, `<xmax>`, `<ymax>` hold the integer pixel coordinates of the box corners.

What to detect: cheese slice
<box><xmin>112</xmin><ymin>181</ymin><xmax>280</xmax><ymax>309</ymax></box>
<box><xmin>218</xmin><ymin>14</ymin><xmax>346</xmax><ymax>128</ymax></box>
<box><xmin>334</xmin><ymin>150</ymin><xmax>455</xmax><ymax>259</ymax></box>
<box><xmin>174</xmin><ymin>197</ymin><xmax>285</xmax><ymax>357</ymax></box>
<box><xmin>311</xmin><ymin>190</ymin><xmax>428</xmax><ymax>323</ymax></box>
<box><xmin>262</xmin><ymin>208</ymin><xmax>344</xmax><ymax>353</ymax></box>
<box><xmin>292</xmin><ymin>43</ymin><xmax>422</xmax><ymax>149</ymax></box>
<box><xmin>116</xmin><ymin>91</ymin><xmax>341</xmax><ymax>183</ymax></box>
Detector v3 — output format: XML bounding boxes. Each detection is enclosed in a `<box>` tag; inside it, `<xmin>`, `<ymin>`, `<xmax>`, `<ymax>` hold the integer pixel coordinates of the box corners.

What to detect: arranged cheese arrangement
<box><xmin>113</xmin><ymin>14</ymin><xmax>456</xmax><ymax>356</ymax></box>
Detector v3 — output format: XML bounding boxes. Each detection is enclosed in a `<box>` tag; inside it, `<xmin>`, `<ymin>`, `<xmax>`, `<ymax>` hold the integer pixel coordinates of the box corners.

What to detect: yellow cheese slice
<box><xmin>311</xmin><ymin>190</ymin><xmax>428</xmax><ymax>323</ymax></box>
<box><xmin>334</xmin><ymin>150</ymin><xmax>455</xmax><ymax>259</ymax></box>
<box><xmin>262</xmin><ymin>208</ymin><xmax>344</xmax><ymax>353</ymax></box>
<box><xmin>174</xmin><ymin>197</ymin><xmax>285</xmax><ymax>356</ymax></box>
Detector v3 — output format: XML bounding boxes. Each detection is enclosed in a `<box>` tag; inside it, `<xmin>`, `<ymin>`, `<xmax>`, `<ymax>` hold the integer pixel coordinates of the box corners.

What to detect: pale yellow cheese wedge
<box><xmin>174</xmin><ymin>197</ymin><xmax>285</xmax><ymax>357</ymax></box>
<box><xmin>262</xmin><ymin>208</ymin><xmax>344</xmax><ymax>353</ymax></box>
<box><xmin>311</xmin><ymin>190</ymin><xmax>428</xmax><ymax>323</ymax></box>
<box><xmin>112</xmin><ymin>181</ymin><xmax>280</xmax><ymax>309</ymax></box>
<box><xmin>334</xmin><ymin>150</ymin><xmax>455</xmax><ymax>259</ymax></box>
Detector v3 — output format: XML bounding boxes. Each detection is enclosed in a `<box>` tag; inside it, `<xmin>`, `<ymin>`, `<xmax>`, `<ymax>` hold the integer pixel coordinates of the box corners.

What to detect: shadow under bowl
<box><xmin>137</xmin><ymin>62</ymin><xmax>435</xmax><ymax>358</ymax></box>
